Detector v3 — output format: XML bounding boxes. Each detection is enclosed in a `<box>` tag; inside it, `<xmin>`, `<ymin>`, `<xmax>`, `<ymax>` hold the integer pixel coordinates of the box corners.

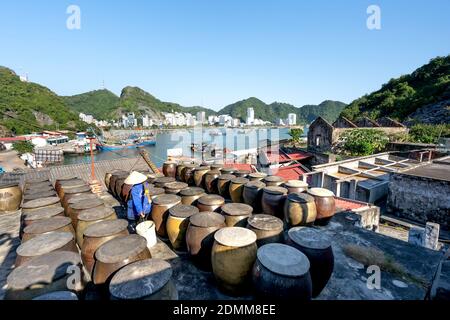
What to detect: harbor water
<box><xmin>64</xmin><ymin>127</ymin><xmax>305</xmax><ymax>168</ymax></box>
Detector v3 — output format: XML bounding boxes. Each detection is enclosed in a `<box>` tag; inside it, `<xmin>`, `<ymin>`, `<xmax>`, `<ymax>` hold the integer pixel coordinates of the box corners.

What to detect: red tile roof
<box><xmin>335</xmin><ymin>197</ymin><xmax>367</xmax><ymax>211</ymax></box>
<box><xmin>265</xmin><ymin>149</ymin><xmax>312</xmax><ymax>164</ymax></box>
<box><xmin>273</xmin><ymin>164</ymin><xmax>307</xmax><ymax>180</ymax></box>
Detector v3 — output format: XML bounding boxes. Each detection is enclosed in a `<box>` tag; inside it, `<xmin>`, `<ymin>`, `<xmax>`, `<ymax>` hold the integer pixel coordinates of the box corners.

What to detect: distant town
<box><xmin>79</xmin><ymin>108</ymin><xmax>298</xmax><ymax>129</ymax></box>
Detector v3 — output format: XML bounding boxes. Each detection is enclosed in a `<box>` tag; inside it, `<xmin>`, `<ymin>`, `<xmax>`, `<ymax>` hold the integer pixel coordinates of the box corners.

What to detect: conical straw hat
<box><xmin>124</xmin><ymin>171</ymin><xmax>148</xmax><ymax>185</ymax></box>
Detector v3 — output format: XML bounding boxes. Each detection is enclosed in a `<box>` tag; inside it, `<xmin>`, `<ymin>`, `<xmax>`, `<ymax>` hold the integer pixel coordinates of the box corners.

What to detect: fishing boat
<box><xmin>96</xmin><ymin>135</ymin><xmax>156</xmax><ymax>151</ymax></box>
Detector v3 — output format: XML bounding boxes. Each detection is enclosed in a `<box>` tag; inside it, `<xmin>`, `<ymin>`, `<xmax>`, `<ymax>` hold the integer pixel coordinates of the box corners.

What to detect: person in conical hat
<box><xmin>124</xmin><ymin>171</ymin><xmax>152</xmax><ymax>223</ymax></box>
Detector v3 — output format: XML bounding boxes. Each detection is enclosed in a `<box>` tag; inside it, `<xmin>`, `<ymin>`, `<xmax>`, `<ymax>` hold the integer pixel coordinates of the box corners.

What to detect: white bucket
<box><xmin>136</xmin><ymin>220</ymin><xmax>157</xmax><ymax>248</ymax></box>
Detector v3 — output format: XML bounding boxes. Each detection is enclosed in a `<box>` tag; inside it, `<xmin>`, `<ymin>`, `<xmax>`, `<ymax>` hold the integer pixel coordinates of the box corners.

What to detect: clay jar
<box><xmin>146</xmin><ymin>186</ymin><xmax>165</xmax><ymax>200</ymax></box>
<box><xmin>248</xmin><ymin>172</ymin><xmax>268</xmax><ymax>182</ymax></box>
<box><xmin>81</xmin><ymin>219</ymin><xmax>129</xmax><ymax>276</ymax></box>
<box><xmin>21</xmin><ymin>197</ymin><xmax>62</xmax><ymax>214</ymax></box>
<box><xmin>193</xmin><ymin>166</ymin><xmax>210</xmax><ymax>188</ymax></box>
<box><xmin>287</xmin><ymin>227</ymin><xmax>334</xmax><ymax>298</ymax></box>
<box><xmin>166</xmin><ymin>204</ymin><xmax>199</xmax><ymax>251</ymax></box>
<box><xmin>221</xmin><ymin>203</ymin><xmax>253</xmax><ymax>227</ymax></box>
<box><xmin>261</xmin><ymin>186</ymin><xmax>288</xmax><ymax>218</ymax></box>
<box><xmin>284</xmin><ymin>192</ymin><xmax>317</xmax><ymax>227</ymax></box>
<box><xmin>164</xmin><ymin>182</ymin><xmax>188</xmax><ymax>195</ymax></box>
<box><xmin>15</xmin><ymin>232</ymin><xmax>78</xmax><ymax>267</ymax></box>
<box><xmin>204</xmin><ymin>170</ymin><xmax>221</xmax><ymax>194</ymax></box>
<box><xmin>20</xmin><ymin>206</ymin><xmax>65</xmax><ymax>239</ymax></box>
<box><xmin>246</xmin><ymin>214</ymin><xmax>284</xmax><ymax>247</ymax></box>
<box><xmin>93</xmin><ymin>234</ymin><xmax>152</xmax><ymax>285</ymax></box>
<box><xmin>220</xmin><ymin>167</ymin><xmax>236</xmax><ymax>175</ymax></box>
<box><xmin>76</xmin><ymin>206</ymin><xmax>118</xmax><ymax>246</ymax></box>
<box><xmin>154</xmin><ymin>177</ymin><xmax>176</xmax><ymax>189</ymax></box>
<box><xmin>0</xmin><ymin>184</ymin><xmax>22</xmax><ymax>213</ymax></box>
<box><xmin>179</xmin><ymin>187</ymin><xmax>206</xmax><ymax>206</ymax></box>
<box><xmin>186</xmin><ymin>212</ymin><xmax>226</xmax><ymax>270</ymax></box>
<box><xmin>151</xmin><ymin>194</ymin><xmax>181</xmax><ymax>238</ymax></box>
<box><xmin>217</xmin><ymin>174</ymin><xmax>236</xmax><ymax>199</ymax></box>
<box><xmin>210</xmin><ymin>164</ymin><xmax>223</xmax><ymax>172</ymax></box>
<box><xmin>181</xmin><ymin>164</ymin><xmax>198</xmax><ymax>186</ymax></box>
<box><xmin>5</xmin><ymin>251</ymin><xmax>84</xmax><ymax>300</ymax></box>
<box><xmin>263</xmin><ymin>176</ymin><xmax>285</xmax><ymax>187</ymax></box>
<box><xmin>229</xmin><ymin>177</ymin><xmax>250</xmax><ymax>203</ymax></box>
<box><xmin>252</xmin><ymin>243</ymin><xmax>312</xmax><ymax>300</ymax></box>
<box><xmin>243</xmin><ymin>181</ymin><xmax>266</xmax><ymax>214</ymax></box>
<box><xmin>64</xmin><ymin>193</ymin><xmax>99</xmax><ymax>216</ymax></box>
<box><xmin>61</xmin><ymin>185</ymin><xmax>92</xmax><ymax>209</ymax></box>
<box><xmin>284</xmin><ymin>180</ymin><xmax>309</xmax><ymax>194</ymax></box>
<box><xmin>58</xmin><ymin>179</ymin><xmax>88</xmax><ymax>199</ymax></box>
<box><xmin>307</xmin><ymin>188</ymin><xmax>336</xmax><ymax>226</ymax></box>
<box><xmin>234</xmin><ymin>170</ymin><xmax>251</xmax><ymax>178</ymax></box>
<box><xmin>211</xmin><ymin>227</ymin><xmax>257</xmax><ymax>295</ymax></box>
<box><xmin>68</xmin><ymin>198</ymin><xmax>105</xmax><ymax>229</ymax></box>
<box><xmin>197</xmin><ymin>195</ymin><xmax>225</xmax><ymax>213</ymax></box>
<box><xmin>21</xmin><ymin>216</ymin><xmax>75</xmax><ymax>243</ymax></box>
<box><xmin>176</xmin><ymin>163</ymin><xmax>189</xmax><ymax>182</ymax></box>
<box><xmin>146</xmin><ymin>173</ymin><xmax>165</xmax><ymax>184</ymax></box>
<box><xmin>109</xmin><ymin>259</ymin><xmax>178</xmax><ymax>300</ymax></box>
<box><xmin>163</xmin><ymin>161</ymin><xmax>178</xmax><ymax>178</ymax></box>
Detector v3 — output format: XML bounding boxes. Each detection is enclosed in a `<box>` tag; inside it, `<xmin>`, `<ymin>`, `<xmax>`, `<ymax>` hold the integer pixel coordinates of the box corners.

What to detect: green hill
<box><xmin>62</xmin><ymin>89</ymin><xmax>120</xmax><ymax>121</ymax></box>
<box><xmin>217</xmin><ymin>97</ymin><xmax>346</xmax><ymax>124</ymax></box>
<box><xmin>115</xmin><ymin>86</ymin><xmax>216</xmax><ymax>119</ymax></box>
<box><xmin>341</xmin><ymin>55</ymin><xmax>450</xmax><ymax>123</ymax></box>
<box><xmin>0</xmin><ymin>67</ymin><xmax>88</xmax><ymax>135</ymax></box>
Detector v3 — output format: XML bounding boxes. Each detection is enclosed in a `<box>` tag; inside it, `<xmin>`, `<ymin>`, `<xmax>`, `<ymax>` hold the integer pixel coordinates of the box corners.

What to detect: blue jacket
<box><xmin>127</xmin><ymin>182</ymin><xmax>152</xmax><ymax>219</ymax></box>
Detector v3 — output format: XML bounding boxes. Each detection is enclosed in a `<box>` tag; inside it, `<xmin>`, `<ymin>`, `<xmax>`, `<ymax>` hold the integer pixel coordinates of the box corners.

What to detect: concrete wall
<box><xmin>387</xmin><ymin>173</ymin><xmax>450</xmax><ymax>230</ymax></box>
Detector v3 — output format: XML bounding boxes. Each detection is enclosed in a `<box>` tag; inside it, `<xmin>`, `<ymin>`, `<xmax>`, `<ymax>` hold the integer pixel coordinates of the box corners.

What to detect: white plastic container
<box><xmin>136</xmin><ymin>220</ymin><xmax>157</xmax><ymax>248</ymax></box>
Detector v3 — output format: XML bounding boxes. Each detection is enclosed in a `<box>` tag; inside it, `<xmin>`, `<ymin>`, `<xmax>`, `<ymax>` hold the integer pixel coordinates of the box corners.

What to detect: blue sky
<box><xmin>0</xmin><ymin>0</ymin><xmax>449</xmax><ymax>110</ymax></box>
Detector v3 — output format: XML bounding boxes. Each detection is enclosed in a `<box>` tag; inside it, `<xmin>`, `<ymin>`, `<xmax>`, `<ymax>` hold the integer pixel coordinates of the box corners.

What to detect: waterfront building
<box><xmin>246</xmin><ymin>108</ymin><xmax>255</xmax><ymax>125</ymax></box>
<box><xmin>287</xmin><ymin>113</ymin><xmax>297</xmax><ymax>126</ymax></box>
<box><xmin>197</xmin><ymin>111</ymin><xmax>206</xmax><ymax>124</ymax></box>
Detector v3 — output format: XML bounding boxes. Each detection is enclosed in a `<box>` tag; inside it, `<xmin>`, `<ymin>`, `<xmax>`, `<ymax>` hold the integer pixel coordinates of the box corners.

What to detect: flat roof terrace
<box><xmin>400</xmin><ymin>156</ymin><xmax>450</xmax><ymax>182</ymax></box>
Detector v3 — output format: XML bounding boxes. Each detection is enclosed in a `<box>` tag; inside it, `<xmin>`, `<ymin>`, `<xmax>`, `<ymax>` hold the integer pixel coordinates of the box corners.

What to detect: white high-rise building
<box><xmin>197</xmin><ymin>111</ymin><xmax>206</xmax><ymax>124</ymax></box>
<box><xmin>142</xmin><ymin>115</ymin><xmax>150</xmax><ymax>127</ymax></box>
<box><xmin>287</xmin><ymin>113</ymin><xmax>297</xmax><ymax>126</ymax></box>
<box><xmin>246</xmin><ymin>108</ymin><xmax>255</xmax><ymax>125</ymax></box>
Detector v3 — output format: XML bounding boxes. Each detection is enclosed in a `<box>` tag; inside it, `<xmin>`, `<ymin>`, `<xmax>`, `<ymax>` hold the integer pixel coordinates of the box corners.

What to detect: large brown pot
<box><xmin>197</xmin><ymin>195</ymin><xmax>225</xmax><ymax>213</ymax></box>
<box><xmin>5</xmin><ymin>251</ymin><xmax>84</xmax><ymax>300</ymax></box>
<box><xmin>0</xmin><ymin>184</ymin><xmax>22</xmax><ymax>213</ymax></box>
<box><xmin>146</xmin><ymin>186</ymin><xmax>166</xmax><ymax>200</ymax></box>
<box><xmin>204</xmin><ymin>170</ymin><xmax>221</xmax><ymax>194</ymax></box>
<box><xmin>221</xmin><ymin>203</ymin><xmax>253</xmax><ymax>227</ymax></box>
<box><xmin>23</xmin><ymin>190</ymin><xmax>57</xmax><ymax>203</ymax></box>
<box><xmin>220</xmin><ymin>167</ymin><xmax>236</xmax><ymax>175</ymax></box>
<box><xmin>217</xmin><ymin>174</ymin><xmax>236</xmax><ymax>199</ymax></box>
<box><xmin>246</xmin><ymin>214</ymin><xmax>284</xmax><ymax>247</ymax></box>
<box><xmin>252</xmin><ymin>243</ymin><xmax>312</xmax><ymax>300</ymax></box>
<box><xmin>109</xmin><ymin>172</ymin><xmax>128</xmax><ymax>196</ymax></box>
<box><xmin>284</xmin><ymin>192</ymin><xmax>317</xmax><ymax>227</ymax></box>
<box><xmin>105</xmin><ymin>170</ymin><xmax>123</xmax><ymax>192</ymax></box>
<box><xmin>57</xmin><ymin>179</ymin><xmax>87</xmax><ymax>199</ymax></box>
<box><xmin>146</xmin><ymin>172</ymin><xmax>165</xmax><ymax>184</ymax></box>
<box><xmin>193</xmin><ymin>166</ymin><xmax>210</xmax><ymax>187</ymax></box>
<box><xmin>61</xmin><ymin>185</ymin><xmax>92</xmax><ymax>209</ymax></box>
<box><xmin>287</xmin><ymin>227</ymin><xmax>334</xmax><ymax>298</ymax></box>
<box><xmin>81</xmin><ymin>219</ymin><xmax>129</xmax><ymax>276</ymax></box>
<box><xmin>234</xmin><ymin>170</ymin><xmax>251</xmax><ymax>178</ymax></box>
<box><xmin>151</xmin><ymin>194</ymin><xmax>181</xmax><ymax>238</ymax></box>
<box><xmin>185</xmin><ymin>212</ymin><xmax>226</xmax><ymax>270</ymax></box>
<box><xmin>164</xmin><ymin>182</ymin><xmax>188</xmax><ymax>195</ymax></box>
<box><xmin>229</xmin><ymin>177</ymin><xmax>249</xmax><ymax>203</ymax></box>
<box><xmin>76</xmin><ymin>206</ymin><xmax>117</xmax><ymax>246</ymax></box>
<box><xmin>248</xmin><ymin>172</ymin><xmax>268</xmax><ymax>182</ymax></box>
<box><xmin>263</xmin><ymin>176</ymin><xmax>285</xmax><ymax>187</ymax></box>
<box><xmin>179</xmin><ymin>187</ymin><xmax>206</xmax><ymax>206</ymax></box>
<box><xmin>109</xmin><ymin>259</ymin><xmax>178</xmax><ymax>300</ymax></box>
<box><xmin>21</xmin><ymin>197</ymin><xmax>62</xmax><ymax>214</ymax></box>
<box><xmin>166</xmin><ymin>204</ymin><xmax>199</xmax><ymax>251</ymax></box>
<box><xmin>261</xmin><ymin>186</ymin><xmax>288</xmax><ymax>217</ymax></box>
<box><xmin>283</xmin><ymin>180</ymin><xmax>309</xmax><ymax>194</ymax></box>
<box><xmin>54</xmin><ymin>176</ymin><xmax>77</xmax><ymax>196</ymax></box>
<box><xmin>163</xmin><ymin>161</ymin><xmax>178</xmax><ymax>178</ymax></box>
<box><xmin>20</xmin><ymin>206</ymin><xmax>65</xmax><ymax>239</ymax></box>
<box><xmin>211</xmin><ymin>227</ymin><xmax>257</xmax><ymax>295</ymax></box>
<box><xmin>181</xmin><ymin>164</ymin><xmax>198</xmax><ymax>185</ymax></box>
<box><xmin>68</xmin><ymin>198</ymin><xmax>105</xmax><ymax>228</ymax></box>
<box><xmin>15</xmin><ymin>232</ymin><xmax>78</xmax><ymax>267</ymax></box>
<box><xmin>243</xmin><ymin>181</ymin><xmax>266</xmax><ymax>214</ymax></box>
<box><xmin>307</xmin><ymin>188</ymin><xmax>336</xmax><ymax>226</ymax></box>
<box><xmin>93</xmin><ymin>234</ymin><xmax>152</xmax><ymax>285</ymax></box>
<box><xmin>21</xmin><ymin>216</ymin><xmax>75</xmax><ymax>243</ymax></box>
<box><xmin>64</xmin><ymin>193</ymin><xmax>99</xmax><ymax>216</ymax></box>
<box><xmin>154</xmin><ymin>177</ymin><xmax>176</xmax><ymax>189</ymax></box>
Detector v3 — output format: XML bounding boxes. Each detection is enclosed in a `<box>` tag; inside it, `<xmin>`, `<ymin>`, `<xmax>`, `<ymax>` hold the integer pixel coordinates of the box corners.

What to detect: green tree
<box><xmin>408</xmin><ymin>124</ymin><xmax>450</xmax><ymax>144</ymax></box>
<box><xmin>12</xmin><ymin>141</ymin><xmax>34</xmax><ymax>154</ymax></box>
<box><xmin>341</xmin><ymin>129</ymin><xmax>389</xmax><ymax>156</ymax></box>
<box><xmin>288</xmin><ymin>128</ymin><xmax>304</xmax><ymax>145</ymax></box>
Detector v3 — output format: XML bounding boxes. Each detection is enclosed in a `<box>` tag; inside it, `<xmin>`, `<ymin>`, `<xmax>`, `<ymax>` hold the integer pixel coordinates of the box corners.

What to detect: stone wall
<box><xmin>387</xmin><ymin>173</ymin><xmax>450</xmax><ymax>230</ymax></box>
